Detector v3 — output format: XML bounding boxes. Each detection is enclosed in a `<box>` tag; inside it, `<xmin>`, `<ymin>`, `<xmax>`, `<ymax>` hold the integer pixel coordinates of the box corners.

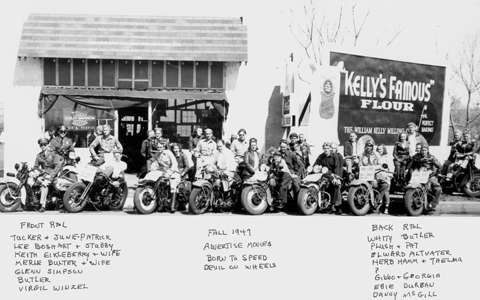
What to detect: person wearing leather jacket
<box><xmin>407</xmin><ymin>145</ymin><xmax>442</xmax><ymax>212</ymax></box>
<box><xmin>313</xmin><ymin>142</ymin><xmax>343</xmax><ymax>214</ymax></box>
<box><xmin>34</xmin><ymin>138</ymin><xmax>65</xmax><ymax>212</ymax></box>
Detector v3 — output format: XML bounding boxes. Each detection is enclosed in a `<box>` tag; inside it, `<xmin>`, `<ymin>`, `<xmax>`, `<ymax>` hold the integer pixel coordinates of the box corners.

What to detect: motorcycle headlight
<box><xmin>313</xmin><ymin>165</ymin><xmax>321</xmax><ymax>173</ymax></box>
<box><xmin>68</xmin><ymin>151</ymin><xmax>76</xmax><ymax>160</ymax></box>
<box><xmin>321</xmin><ymin>167</ymin><xmax>329</xmax><ymax>174</ymax></box>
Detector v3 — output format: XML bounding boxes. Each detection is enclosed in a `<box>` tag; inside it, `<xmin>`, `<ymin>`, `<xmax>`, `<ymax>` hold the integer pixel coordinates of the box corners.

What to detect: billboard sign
<box><xmin>329</xmin><ymin>51</ymin><xmax>446</xmax><ymax>145</ymax></box>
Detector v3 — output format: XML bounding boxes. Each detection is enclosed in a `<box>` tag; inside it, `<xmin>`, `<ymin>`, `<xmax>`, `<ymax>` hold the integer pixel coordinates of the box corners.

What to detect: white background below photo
<box><xmin>1</xmin><ymin>0</ymin><xmax>480</xmax><ymax>299</ymax></box>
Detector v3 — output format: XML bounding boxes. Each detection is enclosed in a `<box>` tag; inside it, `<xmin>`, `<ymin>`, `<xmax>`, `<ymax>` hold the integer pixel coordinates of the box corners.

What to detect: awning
<box><xmin>38</xmin><ymin>89</ymin><xmax>229</xmax><ymax>119</ymax></box>
<box><xmin>18</xmin><ymin>14</ymin><xmax>248</xmax><ymax>62</ymax></box>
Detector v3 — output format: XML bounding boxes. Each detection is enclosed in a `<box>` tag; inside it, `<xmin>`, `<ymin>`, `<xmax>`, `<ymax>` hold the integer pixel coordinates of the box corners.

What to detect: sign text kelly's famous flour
<box><xmin>330</xmin><ymin>52</ymin><xmax>446</xmax><ymax>145</ymax></box>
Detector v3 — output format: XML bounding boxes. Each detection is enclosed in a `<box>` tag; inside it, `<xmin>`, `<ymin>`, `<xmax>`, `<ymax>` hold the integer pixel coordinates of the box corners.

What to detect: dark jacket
<box><xmin>281</xmin><ymin>149</ymin><xmax>304</xmax><ymax>177</ymax></box>
<box><xmin>314</xmin><ymin>153</ymin><xmax>342</xmax><ymax>176</ymax></box>
<box><xmin>393</xmin><ymin>141</ymin><xmax>410</xmax><ymax>162</ymax></box>
<box><xmin>34</xmin><ymin>150</ymin><xmax>65</xmax><ymax>177</ymax></box>
<box><xmin>407</xmin><ymin>153</ymin><xmax>441</xmax><ymax>175</ymax></box>
<box><xmin>343</xmin><ymin>141</ymin><xmax>357</xmax><ymax>158</ymax></box>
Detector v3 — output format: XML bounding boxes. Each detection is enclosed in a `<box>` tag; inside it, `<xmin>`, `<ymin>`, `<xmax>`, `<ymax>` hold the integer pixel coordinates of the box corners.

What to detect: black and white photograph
<box><xmin>1</xmin><ymin>0</ymin><xmax>480</xmax><ymax>299</ymax></box>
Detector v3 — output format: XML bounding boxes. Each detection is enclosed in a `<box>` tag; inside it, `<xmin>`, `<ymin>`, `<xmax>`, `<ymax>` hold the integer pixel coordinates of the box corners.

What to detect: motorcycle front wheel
<box><xmin>0</xmin><ymin>183</ymin><xmax>24</xmax><ymax>212</ymax></box>
<box><xmin>189</xmin><ymin>187</ymin><xmax>212</xmax><ymax>214</ymax></box>
<box><xmin>133</xmin><ymin>185</ymin><xmax>157</xmax><ymax>214</ymax></box>
<box><xmin>404</xmin><ymin>188</ymin><xmax>425</xmax><ymax>216</ymax></box>
<box><xmin>63</xmin><ymin>182</ymin><xmax>88</xmax><ymax>213</ymax></box>
<box><xmin>464</xmin><ymin>174</ymin><xmax>480</xmax><ymax>197</ymax></box>
<box><xmin>296</xmin><ymin>187</ymin><xmax>318</xmax><ymax>215</ymax></box>
<box><xmin>109</xmin><ymin>181</ymin><xmax>128</xmax><ymax>211</ymax></box>
<box><xmin>241</xmin><ymin>185</ymin><xmax>268</xmax><ymax>215</ymax></box>
<box><xmin>347</xmin><ymin>185</ymin><xmax>371</xmax><ymax>216</ymax></box>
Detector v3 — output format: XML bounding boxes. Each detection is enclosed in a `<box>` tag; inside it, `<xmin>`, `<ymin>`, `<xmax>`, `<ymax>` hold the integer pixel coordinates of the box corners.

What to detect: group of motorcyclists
<box><xmin>2</xmin><ymin>120</ymin><xmax>480</xmax><ymax>215</ymax></box>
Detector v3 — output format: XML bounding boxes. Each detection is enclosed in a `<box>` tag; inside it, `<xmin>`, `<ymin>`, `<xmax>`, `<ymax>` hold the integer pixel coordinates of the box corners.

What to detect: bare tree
<box><xmin>450</xmin><ymin>33</ymin><xmax>480</xmax><ymax>128</ymax></box>
<box><xmin>289</xmin><ymin>0</ymin><xmax>401</xmax><ymax>83</ymax></box>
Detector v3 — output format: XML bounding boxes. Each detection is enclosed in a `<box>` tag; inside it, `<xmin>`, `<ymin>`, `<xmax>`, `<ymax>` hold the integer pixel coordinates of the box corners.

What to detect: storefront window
<box><xmin>58</xmin><ymin>59</ymin><xmax>71</xmax><ymax>86</ymax></box>
<box><xmin>181</xmin><ymin>61</ymin><xmax>194</xmax><ymax>87</ymax></box>
<box><xmin>118</xmin><ymin>60</ymin><xmax>133</xmax><ymax>89</ymax></box>
<box><xmin>73</xmin><ymin>59</ymin><xmax>85</xmax><ymax>86</ymax></box>
<box><xmin>44</xmin><ymin>97</ymin><xmax>115</xmax><ymax>148</ymax></box>
<box><xmin>87</xmin><ymin>60</ymin><xmax>100</xmax><ymax>87</ymax></box>
<box><xmin>166</xmin><ymin>61</ymin><xmax>179</xmax><ymax>87</ymax></box>
<box><xmin>195</xmin><ymin>61</ymin><xmax>208</xmax><ymax>88</ymax></box>
<box><xmin>211</xmin><ymin>62</ymin><xmax>224</xmax><ymax>88</ymax></box>
<box><xmin>43</xmin><ymin>58</ymin><xmax>56</xmax><ymax>85</ymax></box>
<box><xmin>134</xmin><ymin>60</ymin><xmax>148</xmax><ymax>90</ymax></box>
<box><xmin>102</xmin><ymin>60</ymin><xmax>115</xmax><ymax>87</ymax></box>
<box><xmin>151</xmin><ymin>61</ymin><xmax>164</xmax><ymax>87</ymax></box>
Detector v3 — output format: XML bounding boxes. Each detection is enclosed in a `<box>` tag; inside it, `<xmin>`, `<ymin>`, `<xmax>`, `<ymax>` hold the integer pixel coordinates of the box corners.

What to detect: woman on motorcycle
<box><xmin>360</xmin><ymin>141</ymin><xmax>392</xmax><ymax>214</ymax></box>
<box><xmin>150</xmin><ymin>141</ymin><xmax>179</xmax><ymax>213</ymax></box>
<box><xmin>393</xmin><ymin>132</ymin><xmax>410</xmax><ymax>183</ymax></box>
<box><xmin>242</xmin><ymin>138</ymin><xmax>262</xmax><ymax>176</ymax></box>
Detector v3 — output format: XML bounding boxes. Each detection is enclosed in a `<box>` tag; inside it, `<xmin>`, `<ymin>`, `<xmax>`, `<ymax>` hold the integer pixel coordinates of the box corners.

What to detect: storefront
<box><xmin>14</xmin><ymin>14</ymin><xmax>247</xmax><ymax>171</ymax></box>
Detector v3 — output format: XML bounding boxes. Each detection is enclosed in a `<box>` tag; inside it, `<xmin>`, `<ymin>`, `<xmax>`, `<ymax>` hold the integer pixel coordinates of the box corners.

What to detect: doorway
<box><xmin>118</xmin><ymin>107</ymin><xmax>148</xmax><ymax>173</ymax></box>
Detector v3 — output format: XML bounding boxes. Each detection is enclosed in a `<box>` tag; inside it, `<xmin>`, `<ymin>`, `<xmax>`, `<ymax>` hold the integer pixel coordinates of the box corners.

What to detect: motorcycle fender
<box><xmin>0</xmin><ymin>177</ymin><xmax>21</xmax><ymax>186</ymax></box>
<box><xmin>137</xmin><ymin>180</ymin><xmax>156</xmax><ymax>188</ymax></box>
<box><xmin>192</xmin><ymin>180</ymin><xmax>213</xmax><ymax>189</ymax></box>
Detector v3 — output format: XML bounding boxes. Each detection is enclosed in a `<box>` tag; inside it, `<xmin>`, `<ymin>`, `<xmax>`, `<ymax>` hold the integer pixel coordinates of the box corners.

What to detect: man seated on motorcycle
<box><xmin>150</xmin><ymin>141</ymin><xmax>179</xmax><ymax>212</ymax></box>
<box><xmin>442</xmin><ymin>129</ymin><xmax>463</xmax><ymax>176</ymax></box>
<box><xmin>89</xmin><ymin>124</ymin><xmax>123</xmax><ymax>167</ymax></box>
<box><xmin>344</xmin><ymin>132</ymin><xmax>359</xmax><ymax>175</ymax></box>
<box><xmin>268</xmin><ymin>150</ymin><xmax>294</xmax><ymax>209</ymax></box>
<box><xmin>194</xmin><ymin>128</ymin><xmax>217</xmax><ymax>176</ymax></box>
<box><xmin>171</xmin><ymin>143</ymin><xmax>193</xmax><ymax>179</ymax></box>
<box><xmin>34</xmin><ymin>138</ymin><xmax>65</xmax><ymax>212</ymax></box>
<box><xmin>214</xmin><ymin>139</ymin><xmax>238</xmax><ymax>181</ymax></box>
<box><xmin>313</xmin><ymin>142</ymin><xmax>343</xmax><ymax>214</ymax></box>
<box><xmin>406</xmin><ymin>145</ymin><xmax>442</xmax><ymax>212</ymax></box>
<box><xmin>455</xmin><ymin>131</ymin><xmax>477</xmax><ymax>159</ymax></box>
<box><xmin>360</xmin><ymin>141</ymin><xmax>392</xmax><ymax>214</ymax></box>
<box><xmin>279</xmin><ymin>139</ymin><xmax>303</xmax><ymax>193</ymax></box>
<box><xmin>49</xmin><ymin>125</ymin><xmax>75</xmax><ymax>159</ymax></box>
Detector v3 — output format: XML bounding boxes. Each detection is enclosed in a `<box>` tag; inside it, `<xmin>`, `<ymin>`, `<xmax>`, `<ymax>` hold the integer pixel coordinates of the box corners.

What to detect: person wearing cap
<box><xmin>406</xmin><ymin>145</ymin><xmax>442</xmax><ymax>212</ymax></box>
<box><xmin>279</xmin><ymin>139</ymin><xmax>304</xmax><ymax>178</ymax></box>
<box><xmin>231</xmin><ymin>129</ymin><xmax>249</xmax><ymax>162</ymax></box>
<box><xmin>151</xmin><ymin>127</ymin><xmax>170</xmax><ymax>153</ymax></box>
<box><xmin>455</xmin><ymin>130</ymin><xmax>478</xmax><ymax>158</ymax></box>
<box><xmin>214</xmin><ymin>139</ymin><xmax>237</xmax><ymax>181</ymax></box>
<box><xmin>150</xmin><ymin>141</ymin><xmax>179</xmax><ymax>212</ymax></box>
<box><xmin>89</xmin><ymin>124</ymin><xmax>123</xmax><ymax>165</ymax></box>
<box><xmin>344</xmin><ymin>132</ymin><xmax>359</xmax><ymax>174</ymax></box>
<box><xmin>195</xmin><ymin>128</ymin><xmax>217</xmax><ymax>172</ymax></box>
<box><xmin>49</xmin><ymin>125</ymin><xmax>74</xmax><ymax>159</ymax></box>
<box><xmin>406</xmin><ymin>122</ymin><xmax>428</xmax><ymax>156</ymax></box>
<box><xmin>360</xmin><ymin>141</ymin><xmax>391</xmax><ymax>214</ymax></box>
<box><xmin>313</xmin><ymin>142</ymin><xmax>343</xmax><ymax>213</ymax></box>
<box><xmin>268</xmin><ymin>150</ymin><xmax>293</xmax><ymax>209</ymax></box>
<box><xmin>34</xmin><ymin>138</ymin><xmax>65</xmax><ymax>212</ymax></box>
<box><xmin>442</xmin><ymin>129</ymin><xmax>463</xmax><ymax>176</ymax></box>
<box><xmin>141</xmin><ymin>130</ymin><xmax>156</xmax><ymax>171</ymax></box>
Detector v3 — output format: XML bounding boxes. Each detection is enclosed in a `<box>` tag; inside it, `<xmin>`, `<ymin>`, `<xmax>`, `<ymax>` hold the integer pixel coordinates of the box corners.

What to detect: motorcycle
<box><xmin>441</xmin><ymin>154</ymin><xmax>480</xmax><ymax>197</ymax></box>
<box><xmin>296</xmin><ymin>165</ymin><xmax>332</xmax><ymax>215</ymax></box>
<box><xmin>0</xmin><ymin>162</ymin><xmax>29</xmax><ymax>212</ymax></box>
<box><xmin>188</xmin><ymin>164</ymin><xmax>238</xmax><ymax>214</ymax></box>
<box><xmin>347</xmin><ymin>165</ymin><xmax>391</xmax><ymax>216</ymax></box>
<box><xmin>403</xmin><ymin>169</ymin><xmax>434</xmax><ymax>216</ymax></box>
<box><xmin>133</xmin><ymin>169</ymin><xmax>190</xmax><ymax>214</ymax></box>
<box><xmin>62</xmin><ymin>154</ymin><xmax>128</xmax><ymax>213</ymax></box>
<box><xmin>0</xmin><ymin>157</ymin><xmax>79</xmax><ymax>212</ymax></box>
